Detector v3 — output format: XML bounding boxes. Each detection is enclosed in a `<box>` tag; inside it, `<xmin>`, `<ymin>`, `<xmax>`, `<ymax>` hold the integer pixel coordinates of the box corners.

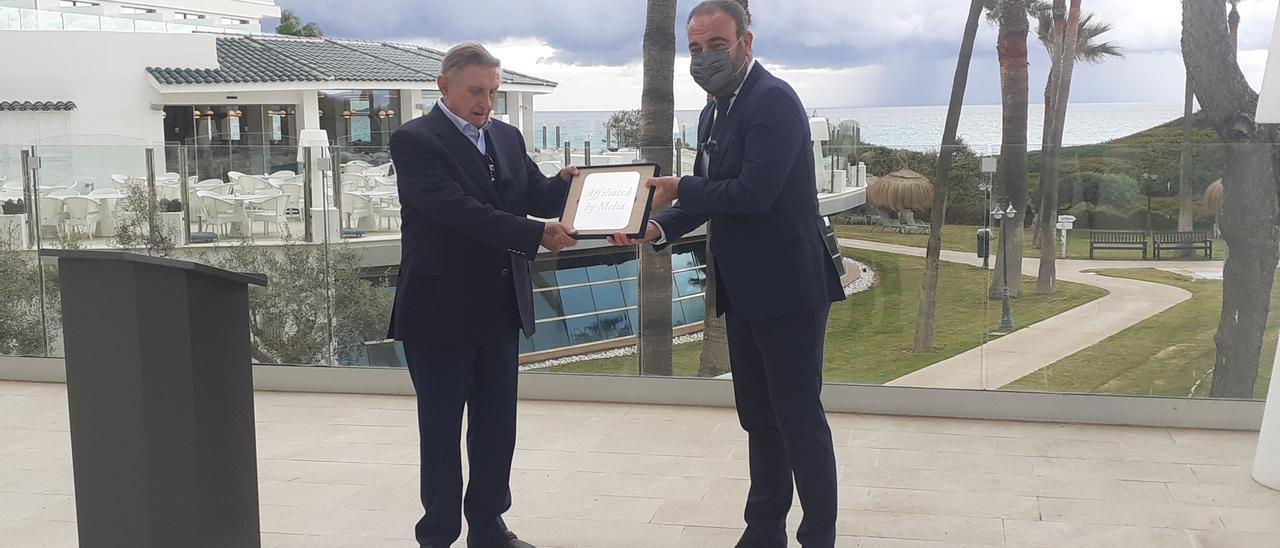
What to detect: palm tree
<box><xmin>697</xmin><ymin>0</ymin><xmax>751</xmax><ymax>378</ymax></box>
<box><xmin>275</xmin><ymin>9</ymin><xmax>322</xmax><ymax>38</ymax></box>
<box><xmin>1035</xmin><ymin>3</ymin><xmax>1123</xmax><ymax>293</ymax></box>
<box><xmin>637</xmin><ymin>0</ymin><xmax>677</xmax><ymax>376</ymax></box>
<box><xmin>985</xmin><ymin>0</ymin><xmax>1031</xmax><ymax>300</ymax></box>
<box><xmin>1031</xmin><ymin>6</ymin><xmax>1123</xmax><ymax>250</ymax></box>
<box><xmin>1182</xmin><ymin>1</ymin><xmax>1279</xmax><ymax>398</ymax></box>
<box><xmin>913</xmin><ymin>0</ymin><xmax>985</xmax><ymax>352</ymax></box>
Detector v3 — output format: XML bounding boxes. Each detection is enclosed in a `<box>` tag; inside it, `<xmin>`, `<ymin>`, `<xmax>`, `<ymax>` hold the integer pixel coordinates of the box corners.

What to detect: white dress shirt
<box><xmin>437</xmin><ymin>101</ymin><xmax>492</xmax><ymax>155</ymax></box>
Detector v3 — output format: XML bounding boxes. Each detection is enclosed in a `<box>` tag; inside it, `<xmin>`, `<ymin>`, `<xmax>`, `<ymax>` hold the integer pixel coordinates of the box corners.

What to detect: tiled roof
<box><xmin>0</xmin><ymin>101</ymin><xmax>77</xmax><ymax>111</ymax></box>
<box><xmin>147</xmin><ymin>35</ymin><xmax>556</xmax><ymax>88</ymax></box>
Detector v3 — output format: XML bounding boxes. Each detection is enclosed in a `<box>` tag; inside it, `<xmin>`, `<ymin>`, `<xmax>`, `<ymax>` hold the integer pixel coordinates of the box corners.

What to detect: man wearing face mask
<box><xmin>608</xmin><ymin>1</ymin><xmax>845</xmax><ymax>547</ymax></box>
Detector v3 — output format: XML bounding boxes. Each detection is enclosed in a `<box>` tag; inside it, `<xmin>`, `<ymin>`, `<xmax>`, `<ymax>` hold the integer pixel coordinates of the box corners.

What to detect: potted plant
<box><xmin>158</xmin><ymin>198</ymin><xmax>187</xmax><ymax>246</ymax></box>
<box><xmin>0</xmin><ymin>199</ymin><xmax>29</xmax><ymax>248</ymax></box>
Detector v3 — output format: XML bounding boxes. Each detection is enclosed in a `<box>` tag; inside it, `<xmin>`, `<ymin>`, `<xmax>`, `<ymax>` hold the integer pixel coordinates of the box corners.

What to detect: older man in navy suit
<box><xmin>388</xmin><ymin>42</ymin><xmax>578</xmax><ymax>548</ymax></box>
<box><xmin>610</xmin><ymin>2</ymin><xmax>845</xmax><ymax>547</ymax></box>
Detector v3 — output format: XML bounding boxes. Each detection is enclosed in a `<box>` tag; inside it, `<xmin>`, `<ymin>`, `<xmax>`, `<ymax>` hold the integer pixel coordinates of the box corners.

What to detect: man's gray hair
<box><xmin>688</xmin><ymin>0</ymin><xmax>749</xmax><ymax>37</ymax></box>
<box><xmin>440</xmin><ymin>42</ymin><xmax>501</xmax><ymax>77</ymax></box>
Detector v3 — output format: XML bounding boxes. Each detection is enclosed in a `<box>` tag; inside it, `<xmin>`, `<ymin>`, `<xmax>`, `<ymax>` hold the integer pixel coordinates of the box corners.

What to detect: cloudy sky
<box><xmin>274</xmin><ymin>0</ymin><xmax>1280</xmax><ymax>111</ymax></box>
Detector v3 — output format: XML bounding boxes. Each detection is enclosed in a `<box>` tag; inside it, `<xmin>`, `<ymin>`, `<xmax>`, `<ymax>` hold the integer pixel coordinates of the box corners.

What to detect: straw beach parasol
<box><xmin>1203</xmin><ymin>179</ymin><xmax>1223</xmax><ymax>213</ymax></box>
<box><xmin>867</xmin><ymin>154</ymin><xmax>934</xmax><ymax>213</ymax></box>
<box><xmin>1204</xmin><ymin>179</ymin><xmax>1223</xmax><ymax>238</ymax></box>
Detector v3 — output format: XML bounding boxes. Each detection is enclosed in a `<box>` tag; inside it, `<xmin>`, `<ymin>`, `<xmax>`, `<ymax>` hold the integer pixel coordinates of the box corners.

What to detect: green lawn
<box><xmin>1007</xmin><ymin>269</ymin><xmax>1277</xmax><ymax>399</ymax></box>
<box><xmin>540</xmin><ymin>249</ymin><xmax>1108</xmax><ymax>383</ymax></box>
<box><xmin>834</xmin><ymin>224</ymin><xmax>1226</xmax><ymax>261</ymax></box>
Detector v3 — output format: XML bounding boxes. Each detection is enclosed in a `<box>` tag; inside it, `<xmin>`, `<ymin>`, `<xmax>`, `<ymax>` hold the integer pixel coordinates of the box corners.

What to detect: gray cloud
<box><xmin>271</xmin><ymin>0</ymin><xmax>1277</xmax><ymax>107</ymax></box>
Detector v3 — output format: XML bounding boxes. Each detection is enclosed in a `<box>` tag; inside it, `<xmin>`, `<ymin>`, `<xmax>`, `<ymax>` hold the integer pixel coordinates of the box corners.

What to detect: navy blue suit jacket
<box><xmin>387</xmin><ymin>105</ymin><xmax>570</xmax><ymax>346</ymax></box>
<box><xmin>653</xmin><ymin>64</ymin><xmax>844</xmax><ymax>320</ymax></box>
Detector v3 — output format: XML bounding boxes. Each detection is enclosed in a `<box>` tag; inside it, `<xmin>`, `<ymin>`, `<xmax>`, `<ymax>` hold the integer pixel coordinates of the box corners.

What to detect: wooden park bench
<box><xmin>1153</xmin><ymin>230</ymin><xmax>1214</xmax><ymax>259</ymax></box>
<box><xmin>1089</xmin><ymin>230</ymin><xmax>1147</xmax><ymax>260</ymax></box>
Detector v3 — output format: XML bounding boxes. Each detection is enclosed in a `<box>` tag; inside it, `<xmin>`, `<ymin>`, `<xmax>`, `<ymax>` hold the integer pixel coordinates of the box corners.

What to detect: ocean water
<box><xmin>531</xmin><ymin>102</ymin><xmax>1185</xmax><ymax>153</ymax></box>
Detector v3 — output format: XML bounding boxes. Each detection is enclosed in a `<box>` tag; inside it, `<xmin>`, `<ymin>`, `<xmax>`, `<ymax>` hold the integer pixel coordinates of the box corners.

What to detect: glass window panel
<box><xmin>350</xmin><ymin>98</ymin><xmax>371</xmax><ymax>143</ymax></box>
<box><xmin>556</xmin><ymin>267</ymin><xmax>588</xmax><ymax>286</ymax></box>
<box><xmin>621</xmin><ymin>280</ymin><xmax>638</xmax><ymax>307</ymax></box>
<box><xmin>560</xmin><ymin>286</ymin><xmax>595</xmax><ymax>316</ymax></box>
<box><xmin>494</xmin><ymin>92</ymin><xmax>508</xmax><ymax>115</ymax></box>
<box><xmin>586</xmin><ymin>263</ymin><xmax>619</xmax><ymax>282</ymax></box>
<box><xmin>670</xmin><ymin>302</ymin><xmax>686</xmax><ymax>327</ymax></box>
<box><xmin>63</xmin><ymin>13</ymin><xmax>100</xmax><ymax>30</ymax></box>
<box><xmin>518</xmin><ymin>336</ymin><xmax>533</xmax><ymax>355</ymax></box>
<box><xmin>590</xmin><ymin>282</ymin><xmax>625</xmax><ymax>311</ymax></box>
<box><xmin>671</xmin><ymin>251</ymin><xmax>696</xmax><ymax>270</ymax></box>
<box><xmin>420</xmin><ymin>91</ymin><xmax>442</xmax><ymax>114</ymax></box>
<box><xmin>680</xmin><ymin>298</ymin><xmax>705</xmax><ymax>324</ymax></box>
<box><xmin>531</xmin><ymin>320</ymin><xmax>570</xmax><ymax>351</ymax></box>
<box><xmin>0</xmin><ymin>7</ymin><xmax>19</xmax><ymax>30</ymax></box>
<box><xmin>566</xmin><ymin>316</ymin><xmax>602</xmax><ymax>345</ymax></box>
<box><xmin>135</xmin><ymin>20</ymin><xmax>165</xmax><ymax>32</ymax></box>
<box><xmin>100</xmin><ymin>16</ymin><xmax>133</xmax><ymax>31</ymax></box>
<box><xmin>35</xmin><ymin>10</ymin><xmax>63</xmax><ymax>29</ymax></box>
<box><xmin>597</xmin><ymin>311</ymin><xmax>631</xmax><ymax>340</ymax></box>
<box><xmin>627</xmin><ymin>310</ymin><xmax>639</xmax><ymax>334</ymax></box>
<box><xmin>673</xmin><ymin>269</ymin><xmax>706</xmax><ymax>298</ymax></box>
<box><xmin>617</xmin><ymin>258</ymin><xmax>638</xmax><ymax>278</ymax></box>
<box><xmin>532</xmin><ymin>289</ymin><xmax>565</xmax><ymax>319</ymax></box>
<box><xmin>531</xmin><ymin>269</ymin><xmax>557</xmax><ymax>289</ymax></box>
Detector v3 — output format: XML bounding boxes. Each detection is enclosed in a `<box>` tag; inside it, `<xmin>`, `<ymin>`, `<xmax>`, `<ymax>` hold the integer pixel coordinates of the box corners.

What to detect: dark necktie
<box><xmin>715</xmin><ymin>95</ymin><xmax>734</xmax><ymax>118</ymax></box>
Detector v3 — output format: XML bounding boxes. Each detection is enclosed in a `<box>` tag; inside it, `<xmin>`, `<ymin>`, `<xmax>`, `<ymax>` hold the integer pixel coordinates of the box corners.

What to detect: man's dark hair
<box><xmin>688</xmin><ymin>0</ymin><xmax>749</xmax><ymax>37</ymax></box>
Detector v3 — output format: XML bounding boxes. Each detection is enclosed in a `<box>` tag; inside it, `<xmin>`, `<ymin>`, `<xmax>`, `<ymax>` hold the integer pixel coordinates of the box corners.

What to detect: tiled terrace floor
<box><xmin>1</xmin><ymin>381</ymin><xmax>1277</xmax><ymax>547</ymax></box>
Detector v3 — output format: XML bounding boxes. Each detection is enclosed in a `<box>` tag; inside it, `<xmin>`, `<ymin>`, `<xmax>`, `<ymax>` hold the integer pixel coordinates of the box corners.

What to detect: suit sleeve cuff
<box><xmin>507</xmin><ymin>219</ymin><xmax>545</xmax><ymax>258</ymax></box>
<box><xmin>650</xmin><ymin>220</ymin><xmax>668</xmax><ymax>246</ymax></box>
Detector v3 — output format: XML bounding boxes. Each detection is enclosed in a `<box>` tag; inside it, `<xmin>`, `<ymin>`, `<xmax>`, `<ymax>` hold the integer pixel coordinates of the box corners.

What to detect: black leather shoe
<box><xmin>735</xmin><ymin>536</ymin><xmax>787</xmax><ymax>548</ymax></box>
<box><xmin>471</xmin><ymin>531</ymin><xmax>534</xmax><ymax>548</ymax></box>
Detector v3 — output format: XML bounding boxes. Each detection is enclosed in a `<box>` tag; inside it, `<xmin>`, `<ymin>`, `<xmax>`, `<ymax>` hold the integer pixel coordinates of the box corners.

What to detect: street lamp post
<box><xmin>979</xmin><ymin>157</ymin><xmax>998</xmax><ymax>270</ymax></box>
<box><xmin>992</xmin><ymin>203</ymin><xmax>1017</xmax><ymax>331</ymax></box>
<box><xmin>1141</xmin><ymin>172</ymin><xmax>1157</xmax><ymax>235</ymax></box>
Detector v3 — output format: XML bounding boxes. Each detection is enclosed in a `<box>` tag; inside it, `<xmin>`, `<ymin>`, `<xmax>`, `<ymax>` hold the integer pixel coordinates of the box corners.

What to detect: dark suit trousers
<box><xmin>403</xmin><ymin>329</ymin><xmax>519</xmax><ymax>547</ymax></box>
<box><xmin>727</xmin><ymin>304</ymin><xmax>837</xmax><ymax>548</ymax></box>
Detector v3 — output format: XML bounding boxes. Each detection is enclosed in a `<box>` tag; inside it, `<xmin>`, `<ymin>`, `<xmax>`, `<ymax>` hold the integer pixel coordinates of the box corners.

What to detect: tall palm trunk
<box><xmin>1177</xmin><ymin>74</ymin><xmax>1196</xmax><ymax>257</ymax></box>
<box><xmin>1183</xmin><ymin>0</ymin><xmax>1279</xmax><ymax>399</ymax></box>
<box><xmin>1035</xmin><ymin>0</ymin><xmax>1080</xmax><ymax>294</ymax></box>
<box><xmin>1032</xmin><ymin>1</ymin><xmax>1062</xmax><ymax>251</ymax></box>
<box><xmin>989</xmin><ymin>0</ymin><xmax>1030</xmax><ymax>300</ymax></box>
<box><xmin>696</xmin><ymin>0</ymin><xmax>750</xmax><ymax>378</ymax></box>
<box><xmin>913</xmin><ymin>0</ymin><xmax>984</xmax><ymax>352</ymax></box>
<box><xmin>1034</xmin><ymin>0</ymin><xmax>1066</xmax><ymax>290</ymax></box>
<box><xmin>638</xmin><ymin>0</ymin><xmax>677</xmax><ymax>376</ymax></box>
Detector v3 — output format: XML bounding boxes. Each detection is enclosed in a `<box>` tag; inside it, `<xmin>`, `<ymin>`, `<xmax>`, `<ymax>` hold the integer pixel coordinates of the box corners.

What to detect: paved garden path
<box><xmin>838</xmin><ymin>239</ymin><xmax>1218</xmax><ymax>389</ymax></box>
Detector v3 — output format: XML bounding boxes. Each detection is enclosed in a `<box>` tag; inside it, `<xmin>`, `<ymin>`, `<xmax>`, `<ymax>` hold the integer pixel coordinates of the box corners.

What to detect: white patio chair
<box><xmin>341</xmin><ymin>173</ymin><xmax>369</xmax><ymax>190</ymax></box>
<box><xmin>375</xmin><ymin>195</ymin><xmax>402</xmax><ymax>230</ymax></box>
<box><xmin>238</xmin><ymin>175</ymin><xmax>276</xmax><ymax>195</ymax></box>
<box><xmin>199</xmin><ymin>193</ymin><xmax>245</xmax><ymax>235</ymax></box>
<box><xmin>61</xmin><ymin>196</ymin><xmax>100</xmax><ymax>238</ymax></box>
<box><xmin>277</xmin><ymin>182</ymin><xmax>305</xmax><ymax>218</ymax></box>
<box><xmin>270</xmin><ymin>170</ymin><xmax>296</xmax><ymax>177</ymax></box>
<box><xmin>341</xmin><ymin>160</ymin><xmax>371</xmax><ymax>175</ymax></box>
<box><xmin>249</xmin><ymin>195</ymin><xmax>288</xmax><ymax>235</ymax></box>
<box><xmin>362</xmin><ymin>163</ymin><xmax>393</xmax><ymax>177</ymax></box>
<box><xmin>155</xmin><ymin>185</ymin><xmax>182</xmax><ymax>202</ymax></box>
<box><xmin>37</xmin><ymin>196</ymin><xmax>65</xmax><ymax>236</ymax></box>
<box><xmin>340</xmin><ymin>192</ymin><xmax>373</xmax><ymax>229</ymax></box>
